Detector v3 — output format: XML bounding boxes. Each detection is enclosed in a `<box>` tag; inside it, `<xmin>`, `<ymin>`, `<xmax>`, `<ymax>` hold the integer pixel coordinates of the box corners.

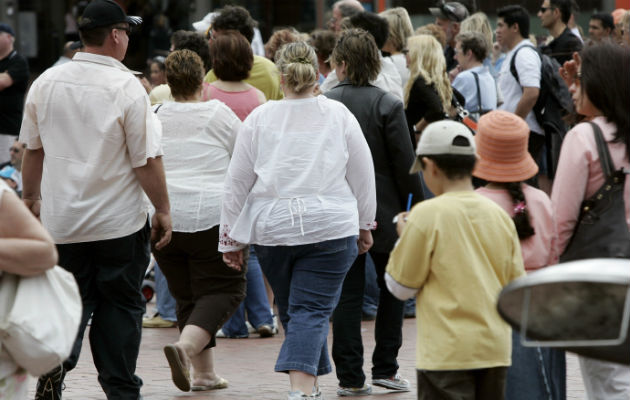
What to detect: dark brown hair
<box><xmin>211</xmin><ymin>30</ymin><xmax>253</xmax><ymax>82</ymax></box>
<box><xmin>165</xmin><ymin>49</ymin><xmax>204</xmax><ymax>99</ymax></box>
<box><xmin>79</xmin><ymin>24</ymin><xmax>121</xmax><ymax>46</ymax></box>
<box><xmin>331</xmin><ymin>29</ymin><xmax>380</xmax><ymax>86</ymax></box>
<box><xmin>580</xmin><ymin>42</ymin><xmax>630</xmax><ymax>156</ymax></box>
<box><xmin>171</xmin><ymin>30</ymin><xmax>212</xmax><ymax>73</ymax></box>
<box><xmin>505</xmin><ymin>182</ymin><xmax>535</xmax><ymax>239</ymax></box>
<box><xmin>212</xmin><ymin>6</ymin><xmax>256</xmax><ymax>43</ymax></box>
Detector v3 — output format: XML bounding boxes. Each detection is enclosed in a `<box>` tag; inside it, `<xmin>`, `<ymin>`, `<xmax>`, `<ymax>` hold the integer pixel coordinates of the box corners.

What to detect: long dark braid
<box><xmin>506</xmin><ymin>182</ymin><xmax>535</xmax><ymax>239</ymax></box>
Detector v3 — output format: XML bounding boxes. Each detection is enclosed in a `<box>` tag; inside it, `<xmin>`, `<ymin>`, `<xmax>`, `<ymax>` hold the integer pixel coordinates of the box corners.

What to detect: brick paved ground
<box><xmin>28</xmin><ymin>312</ymin><xmax>587</xmax><ymax>399</ymax></box>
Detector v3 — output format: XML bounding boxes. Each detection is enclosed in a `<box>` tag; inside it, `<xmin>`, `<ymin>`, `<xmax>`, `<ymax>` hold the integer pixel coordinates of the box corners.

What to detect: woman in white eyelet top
<box><xmin>0</xmin><ymin>180</ymin><xmax>58</xmax><ymax>399</ymax></box>
<box><xmin>219</xmin><ymin>42</ymin><xmax>376</xmax><ymax>399</ymax></box>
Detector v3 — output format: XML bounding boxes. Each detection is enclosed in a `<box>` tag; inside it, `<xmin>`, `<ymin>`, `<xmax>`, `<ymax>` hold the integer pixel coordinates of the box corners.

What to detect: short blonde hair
<box><xmin>380</xmin><ymin>7</ymin><xmax>414</xmax><ymax>51</ymax></box>
<box><xmin>459</xmin><ymin>12</ymin><xmax>493</xmax><ymax>54</ymax></box>
<box><xmin>275</xmin><ymin>41</ymin><xmax>318</xmax><ymax>94</ymax></box>
<box><xmin>404</xmin><ymin>35</ymin><xmax>452</xmax><ymax>110</ymax></box>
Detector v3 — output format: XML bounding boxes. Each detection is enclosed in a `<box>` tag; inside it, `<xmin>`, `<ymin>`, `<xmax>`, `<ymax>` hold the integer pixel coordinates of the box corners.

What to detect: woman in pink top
<box><xmin>553</xmin><ymin>43</ymin><xmax>630</xmax><ymax>399</ymax></box>
<box><xmin>208</xmin><ymin>30</ymin><xmax>276</xmax><ymax>341</ymax></box>
<box><xmin>207</xmin><ymin>30</ymin><xmax>265</xmax><ymax>121</ymax></box>
<box><xmin>473</xmin><ymin>110</ymin><xmax>563</xmax><ymax>400</ymax></box>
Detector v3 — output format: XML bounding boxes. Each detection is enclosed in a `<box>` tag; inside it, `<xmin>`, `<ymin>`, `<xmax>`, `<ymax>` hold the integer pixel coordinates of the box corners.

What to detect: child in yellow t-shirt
<box><xmin>385</xmin><ymin>120</ymin><xmax>526</xmax><ymax>400</ymax></box>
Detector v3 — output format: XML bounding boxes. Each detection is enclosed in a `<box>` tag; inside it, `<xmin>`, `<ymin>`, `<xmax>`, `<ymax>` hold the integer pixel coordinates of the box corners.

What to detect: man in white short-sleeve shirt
<box><xmin>496</xmin><ymin>5</ymin><xmax>544</xmax><ymax>161</ymax></box>
<box><xmin>19</xmin><ymin>1</ymin><xmax>172</xmax><ymax>398</ymax></box>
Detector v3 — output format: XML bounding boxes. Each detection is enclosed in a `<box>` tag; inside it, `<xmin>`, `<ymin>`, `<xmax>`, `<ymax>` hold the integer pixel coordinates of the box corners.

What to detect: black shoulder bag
<box><xmin>560</xmin><ymin>122</ymin><xmax>630</xmax><ymax>262</ymax></box>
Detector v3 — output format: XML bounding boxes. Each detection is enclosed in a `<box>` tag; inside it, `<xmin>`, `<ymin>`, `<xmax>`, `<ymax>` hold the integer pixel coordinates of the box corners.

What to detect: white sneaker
<box><xmin>287</xmin><ymin>390</ymin><xmax>322</xmax><ymax>399</ymax></box>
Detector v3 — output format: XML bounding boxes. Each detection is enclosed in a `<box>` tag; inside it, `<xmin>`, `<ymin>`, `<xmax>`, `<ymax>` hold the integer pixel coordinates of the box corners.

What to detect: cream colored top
<box><xmin>20</xmin><ymin>52</ymin><xmax>163</xmax><ymax>243</ymax></box>
<box><xmin>154</xmin><ymin>100</ymin><xmax>241</xmax><ymax>232</ymax></box>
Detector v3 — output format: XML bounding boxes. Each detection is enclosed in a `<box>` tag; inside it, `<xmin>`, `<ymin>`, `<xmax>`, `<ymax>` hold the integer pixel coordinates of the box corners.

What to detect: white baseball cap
<box><xmin>409</xmin><ymin>120</ymin><xmax>476</xmax><ymax>173</ymax></box>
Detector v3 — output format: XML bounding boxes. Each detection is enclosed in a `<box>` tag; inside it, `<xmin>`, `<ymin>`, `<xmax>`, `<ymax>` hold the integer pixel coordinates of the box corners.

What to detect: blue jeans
<box><xmin>221</xmin><ymin>248</ymin><xmax>273</xmax><ymax>337</ymax></box>
<box><xmin>362</xmin><ymin>254</ymin><xmax>379</xmax><ymax>317</ymax></box>
<box><xmin>506</xmin><ymin>331</ymin><xmax>566</xmax><ymax>400</ymax></box>
<box><xmin>255</xmin><ymin>236</ymin><xmax>358</xmax><ymax>376</ymax></box>
<box><xmin>154</xmin><ymin>262</ymin><xmax>177</xmax><ymax>322</ymax></box>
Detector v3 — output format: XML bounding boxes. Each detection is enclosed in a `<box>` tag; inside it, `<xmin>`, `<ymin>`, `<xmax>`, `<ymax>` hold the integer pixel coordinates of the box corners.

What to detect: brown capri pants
<box><xmin>417</xmin><ymin>367</ymin><xmax>508</xmax><ymax>400</ymax></box>
<box><xmin>152</xmin><ymin>225</ymin><xmax>247</xmax><ymax>348</ymax></box>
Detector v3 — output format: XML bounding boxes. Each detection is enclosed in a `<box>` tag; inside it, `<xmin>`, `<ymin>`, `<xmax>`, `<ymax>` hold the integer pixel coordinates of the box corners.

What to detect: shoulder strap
<box><xmin>471</xmin><ymin>71</ymin><xmax>483</xmax><ymax>114</ymax></box>
<box><xmin>153</xmin><ymin>104</ymin><xmax>163</xmax><ymax>114</ymax></box>
<box><xmin>588</xmin><ymin>121</ymin><xmax>615</xmax><ymax>177</ymax></box>
<box><xmin>509</xmin><ymin>44</ymin><xmax>539</xmax><ymax>84</ymax></box>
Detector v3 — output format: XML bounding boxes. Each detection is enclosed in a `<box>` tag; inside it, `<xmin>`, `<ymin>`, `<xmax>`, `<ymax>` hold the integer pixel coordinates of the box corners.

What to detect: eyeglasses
<box><xmin>9</xmin><ymin>147</ymin><xmax>20</xmax><ymax>153</ymax></box>
<box><xmin>539</xmin><ymin>6</ymin><xmax>553</xmax><ymax>13</ymax></box>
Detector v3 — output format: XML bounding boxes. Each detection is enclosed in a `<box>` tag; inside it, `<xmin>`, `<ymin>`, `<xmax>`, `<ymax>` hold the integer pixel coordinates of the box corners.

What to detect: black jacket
<box><xmin>325</xmin><ymin>81</ymin><xmax>424</xmax><ymax>253</ymax></box>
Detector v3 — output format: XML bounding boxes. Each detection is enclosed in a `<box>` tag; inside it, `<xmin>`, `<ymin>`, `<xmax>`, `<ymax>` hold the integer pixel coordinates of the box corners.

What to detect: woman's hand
<box><xmin>223</xmin><ymin>250</ymin><xmax>244</xmax><ymax>271</ymax></box>
<box><xmin>559</xmin><ymin>52</ymin><xmax>581</xmax><ymax>88</ymax></box>
<box><xmin>395</xmin><ymin>211</ymin><xmax>409</xmax><ymax>237</ymax></box>
<box><xmin>357</xmin><ymin>229</ymin><xmax>373</xmax><ymax>254</ymax></box>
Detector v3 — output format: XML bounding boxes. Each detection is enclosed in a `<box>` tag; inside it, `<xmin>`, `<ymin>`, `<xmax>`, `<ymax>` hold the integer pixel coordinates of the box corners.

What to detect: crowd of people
<box><xmin>0</xmin><ymin>0</ymin><xmax>629</xmax><ymax>399</ymax></box>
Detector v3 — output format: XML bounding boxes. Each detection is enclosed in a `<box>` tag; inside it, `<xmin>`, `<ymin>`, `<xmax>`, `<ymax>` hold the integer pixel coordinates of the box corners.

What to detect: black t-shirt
<box><xmin>0</xmin><ymin>50</ymin><xmax>29</xmax><ymax>136</ymax></box>
<box><xmin>541</xmin><ymin>28</ymin><xmax>583</xmax><ymax>66</ymax></box>
<box><xmin>444</xmin><ymin>45</ymin><xmax>458</xmax><ymax>72</ymax></box>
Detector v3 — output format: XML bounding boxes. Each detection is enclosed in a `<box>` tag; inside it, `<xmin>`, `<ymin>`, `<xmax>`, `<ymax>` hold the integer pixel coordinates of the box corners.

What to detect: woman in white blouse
<box><xmin>151</xmin><ymin>49</ymin><xmax>245</xmax><ymax>393</ymax></box>
<box><xmin>0</xmin><ymin>179</ymin><xmax>58</xmax><ymax>399</ymax></box>
<box><xmin>220</xmin><ymin>41</ymin><xmax>377</xmax><ymax>400</ymax></box>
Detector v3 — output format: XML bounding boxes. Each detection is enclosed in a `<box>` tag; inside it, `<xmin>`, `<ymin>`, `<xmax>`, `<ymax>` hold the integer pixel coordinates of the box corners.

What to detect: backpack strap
<box><xmin>153</xmin><ymin>104</ymin><xmax>163</xmax><ymax>114</ymax></box>
<box><xmin>471</xmin><ymin>71</ymin><xmax>483</xmax><ymax>115</ymax></box>
<box><xmin>509</xmin><ymin>44</ymin><xmax>539</xmax><ymax>85</ymax></box>
<box><xmin>588</xmin><ymin>121</ymin><xmax>615</xmax><ymax>178</ymax></box>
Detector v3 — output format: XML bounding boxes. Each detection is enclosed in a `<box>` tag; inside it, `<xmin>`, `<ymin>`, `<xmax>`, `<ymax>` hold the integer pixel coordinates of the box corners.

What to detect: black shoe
<box><xmin>35</xmin><ymin>365</ymin><xmax>66</xmax><ymax>400</ymax></box>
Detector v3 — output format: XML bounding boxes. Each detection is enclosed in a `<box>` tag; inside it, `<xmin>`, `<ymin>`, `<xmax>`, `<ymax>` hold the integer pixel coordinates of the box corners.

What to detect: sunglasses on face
<box><xmin>112</xmin><ymin>25</ymin><xmax>131</xmax><ymax>34</ymax></box>
<box><xmin>539</xmin><ymin>6</ymin><xmax>554</xmax><ymax>13</ymax></box>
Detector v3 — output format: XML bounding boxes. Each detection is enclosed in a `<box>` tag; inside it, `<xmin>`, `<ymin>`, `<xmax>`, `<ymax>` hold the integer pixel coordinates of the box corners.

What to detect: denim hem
<box><xmin>275</xmin><ymin>362</ymin><xmax>332</xmax><ymax>376</ymax></box>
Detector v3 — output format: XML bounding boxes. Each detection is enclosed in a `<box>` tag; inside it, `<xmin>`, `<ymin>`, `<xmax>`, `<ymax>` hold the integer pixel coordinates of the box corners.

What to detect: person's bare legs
<box><xmin>175</xmin><ymin>325</ymin><xmax>227</xmax><ymax>387</ymax></box>
<box><xmin>190</xmin><ymin>348</ymin><xmax>227</xmax><ymax>386</ymax></box>
<box><xmin>289</xmin><ymin>370</ymin><xmax>316</xmax><ymax>394</ymax></box>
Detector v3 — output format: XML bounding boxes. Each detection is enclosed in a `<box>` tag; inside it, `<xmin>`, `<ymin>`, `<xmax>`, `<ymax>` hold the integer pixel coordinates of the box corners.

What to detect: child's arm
<box><xmin>385</xmin><ymin>215</ymin><xmax>432</xmax><ymax>300</ymax></box>
<box><xmin>508</xmin><ymin>230</ymin><xmax>526</xmax><ymax>282</ymax></box>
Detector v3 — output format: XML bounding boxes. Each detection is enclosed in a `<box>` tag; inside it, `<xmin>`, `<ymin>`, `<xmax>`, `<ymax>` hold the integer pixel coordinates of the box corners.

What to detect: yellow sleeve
<box><xmin>386</xmin><ymin>214</ymin><xmax>433</xmax><ymax>290</ymax></box>
<box><xmin>204</xmin><ymin>69</ymin><xmax>218</xmax><ymax>84</ymax></box>
<box><xmin>508</xmin><ymin>226</ymin><xmax>526</xmax><ymax>283</ymax></box>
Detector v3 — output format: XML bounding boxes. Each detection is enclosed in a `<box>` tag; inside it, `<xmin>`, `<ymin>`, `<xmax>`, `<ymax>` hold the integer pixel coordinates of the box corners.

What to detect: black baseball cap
<box><xmin>0</xmin><ymin>23</ymin><xmax>15</xmax><ymax>36</ymax></box>
<box><xmin>78</xmin><ymin>0</ymin><xmax>142</xmax><ymax>30</ymax></box>
<box><xmin>429</xmin><ymin>2</ymin><xmax>469</xmax><ymax>22</ymax></box>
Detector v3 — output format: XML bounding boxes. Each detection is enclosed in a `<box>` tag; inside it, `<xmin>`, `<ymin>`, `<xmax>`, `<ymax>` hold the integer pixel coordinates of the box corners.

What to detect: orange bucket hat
<box><xmin>472</xmin><ymin>110</ymin><xmax>538</xmax><ymax>182</ymax></box>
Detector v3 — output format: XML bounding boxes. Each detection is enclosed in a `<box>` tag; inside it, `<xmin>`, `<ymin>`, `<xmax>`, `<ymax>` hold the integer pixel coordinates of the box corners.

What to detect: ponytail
<box><xmin>506</xmin><ymin>182</ymin><xmax>535</xmax><ymax>239</ymax></box>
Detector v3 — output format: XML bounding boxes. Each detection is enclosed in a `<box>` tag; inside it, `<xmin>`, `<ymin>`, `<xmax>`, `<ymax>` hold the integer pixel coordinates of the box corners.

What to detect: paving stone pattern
<box><xmin>28</xmin><ymin>317</ymin><xmax>586</xmax><ymax>399</ymax></box>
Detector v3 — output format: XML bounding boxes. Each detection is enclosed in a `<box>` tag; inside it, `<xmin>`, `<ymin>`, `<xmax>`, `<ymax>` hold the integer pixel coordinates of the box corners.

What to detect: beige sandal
<box><xmin>163</xmin><ymin>344</ymin><xmax>191</xmax><ymax>392</ymax></box>
<box><xmin>191</xmin><ymin>377</ymin><xmax>229</xmax><ymax>391</ymax></box>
